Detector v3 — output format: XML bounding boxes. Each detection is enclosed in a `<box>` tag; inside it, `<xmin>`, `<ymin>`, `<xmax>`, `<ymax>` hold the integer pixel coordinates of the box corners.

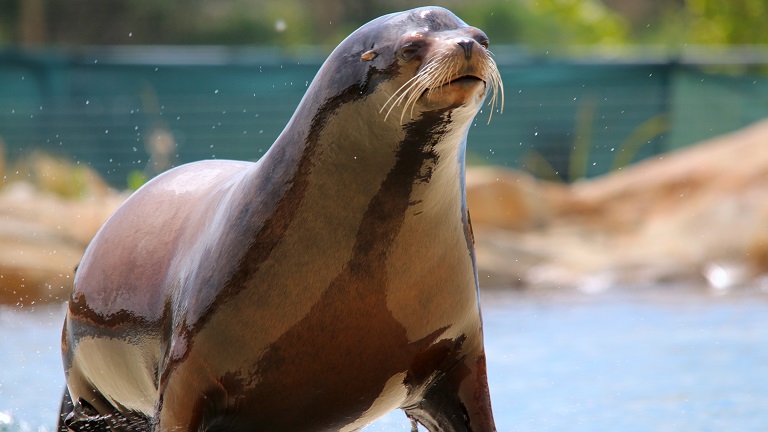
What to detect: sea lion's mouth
<box><xmin>420</xmin><ymin>75</ymin><xmax>485</xmax><ymax>98</ymax></box>
<box><xmin>434</xmin><ymin>74</ymin><xmax>485</xmax><ymax>90</ymax></box>
<box><xmin>446</xmin><ymin>75</ymin><xmax>485</xmax><ymax>86</ymax></box>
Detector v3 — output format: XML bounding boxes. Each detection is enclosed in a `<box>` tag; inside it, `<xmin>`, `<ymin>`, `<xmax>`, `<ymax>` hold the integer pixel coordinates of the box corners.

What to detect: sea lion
<box><xmin>60</xmin><ymin>6</ymin><xmax>503</xmax><ymax>432</ymax></box>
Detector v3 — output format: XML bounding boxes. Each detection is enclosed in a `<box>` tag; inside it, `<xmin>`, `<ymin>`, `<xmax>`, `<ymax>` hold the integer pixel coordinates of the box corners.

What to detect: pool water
<box><xmin>2</xmin><ymin>288</ymin><xmax>767</xmax><ymax>431</ymax></box>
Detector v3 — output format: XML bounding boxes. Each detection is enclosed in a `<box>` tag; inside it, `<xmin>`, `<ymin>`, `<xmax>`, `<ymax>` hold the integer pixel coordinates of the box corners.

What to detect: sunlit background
<box><xmin>2</xmin><ymin>0</ymin><xmax>768</xmax><ymax>431</ymax></box>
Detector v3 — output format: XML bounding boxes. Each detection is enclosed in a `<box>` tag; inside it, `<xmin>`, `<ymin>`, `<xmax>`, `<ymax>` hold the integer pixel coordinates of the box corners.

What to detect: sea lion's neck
<box><xmin>265</xmin><ymin>99</ymin><xmax>468</xmax><ymax>227</ymax></box>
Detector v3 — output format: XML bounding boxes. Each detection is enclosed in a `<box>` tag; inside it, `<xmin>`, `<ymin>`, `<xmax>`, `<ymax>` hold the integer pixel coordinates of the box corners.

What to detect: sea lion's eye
<box><xmin>398</xmin><ymin>43</ymin><xmax>422</xmax><ymax>60</ymax></box>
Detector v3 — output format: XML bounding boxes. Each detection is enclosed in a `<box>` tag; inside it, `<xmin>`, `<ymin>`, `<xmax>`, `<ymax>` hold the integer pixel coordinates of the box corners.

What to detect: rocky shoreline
<box><xmin>0</xmin><ymin>154</ymin><xmax>125</xmax><ymax>305</ymax></box>
<box><xmin>469</xmin><ymin>119</ymin><xmax>768</xmax><ymax>293</ymax></box>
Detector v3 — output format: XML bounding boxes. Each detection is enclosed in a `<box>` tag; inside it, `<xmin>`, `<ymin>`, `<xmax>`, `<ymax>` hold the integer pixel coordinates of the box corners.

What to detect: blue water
<box><xmin>2</xmin><ymin>289</ymin><xmax>768</xmax><ymax>431</ymax></box>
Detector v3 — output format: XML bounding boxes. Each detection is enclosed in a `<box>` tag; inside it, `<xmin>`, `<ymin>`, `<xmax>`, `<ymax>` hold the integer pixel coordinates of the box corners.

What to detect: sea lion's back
<box><xmin>69</xmin><ymin>159</ymin><xmax>253</xmax><ymax>323</ymax></box>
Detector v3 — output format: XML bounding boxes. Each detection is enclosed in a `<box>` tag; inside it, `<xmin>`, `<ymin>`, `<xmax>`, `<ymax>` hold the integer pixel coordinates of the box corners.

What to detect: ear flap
<box><xmin>360</xmin><ymin>50</ymin><xmax>379</xmax><ymax>62</ymax></box>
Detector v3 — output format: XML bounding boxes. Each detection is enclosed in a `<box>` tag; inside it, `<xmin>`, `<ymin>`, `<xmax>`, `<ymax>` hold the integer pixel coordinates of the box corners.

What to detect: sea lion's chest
<box><xmin>185</xmin><ymin>191</ymin><xmax>478</xmax><ymax>371</ymax></box>
<box><xmin>183</xmin><ymin>207</ymin><xmax>479</xmax><ymax>429</ymax></box>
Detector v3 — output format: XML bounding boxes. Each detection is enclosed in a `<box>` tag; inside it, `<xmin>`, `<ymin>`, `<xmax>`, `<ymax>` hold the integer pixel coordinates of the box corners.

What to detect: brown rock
<box><xmin>0</xmin><ymin>179</ymin><xmax>124</xmax><ymax>305</ymax></box>
<box><xmin>466</xmin><ymin>167</ymin><xmax>566</xmax><ymax>231</ymax></box>
<box><xmin>468</xmin><ymin>119</ymin><xmax>768</xmax><ymax>291</ymax></box>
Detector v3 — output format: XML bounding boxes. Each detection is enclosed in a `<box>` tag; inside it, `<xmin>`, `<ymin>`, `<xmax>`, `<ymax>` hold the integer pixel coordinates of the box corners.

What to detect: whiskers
<box><xmin>484</xmin><ymin>50</ymin><xmax>504</xmax><ymax>124</ymax></box>
<box><xmin>380</xmin><ymin>52</ymin><xmax>458</xmax><ymax>123</ymax></box>
<box><xmin>380</xmin><ymin>49</ymin><xmax>504</xmax><ymax>124</ymax></box>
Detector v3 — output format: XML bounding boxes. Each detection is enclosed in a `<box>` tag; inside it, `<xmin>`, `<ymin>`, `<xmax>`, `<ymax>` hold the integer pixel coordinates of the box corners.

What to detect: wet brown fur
<box><xmin>61</xmin><ymin>7</ymin><xmax>500</xmax><ymax>432</ymax></box>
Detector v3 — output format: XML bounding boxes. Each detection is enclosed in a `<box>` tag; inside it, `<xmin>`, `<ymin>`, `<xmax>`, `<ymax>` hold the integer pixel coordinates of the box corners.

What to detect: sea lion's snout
<box><xmin>456</xmin><ymin>39</ymin><xmax>475</xmax><ymax>60</ymax></box>
<box><xmin>380</xmin><ymin>24</ymin><xmax>503</xmax><ymax>122</ymax></box>
<box><xmin>454</xmin><ymin>28</ymin><xmax>490</xmax><ymax>57</ymax></box>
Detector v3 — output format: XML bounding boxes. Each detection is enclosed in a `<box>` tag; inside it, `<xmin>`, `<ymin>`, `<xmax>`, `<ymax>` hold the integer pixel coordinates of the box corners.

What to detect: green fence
<box><xmin>1</xmin><ymin>46</ymin><xmax>767</xmax><ymax>187</ymax></box>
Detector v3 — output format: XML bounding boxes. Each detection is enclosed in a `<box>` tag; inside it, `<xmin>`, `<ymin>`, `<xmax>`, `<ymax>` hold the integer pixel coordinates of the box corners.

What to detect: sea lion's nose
<box><xmin>456</xmin><ymin>39</ymin><xmax>474</xmax><ymax>60</ymax></box>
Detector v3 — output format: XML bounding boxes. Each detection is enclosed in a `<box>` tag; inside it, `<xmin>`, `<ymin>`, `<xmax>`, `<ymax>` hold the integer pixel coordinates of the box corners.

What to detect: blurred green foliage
<box><xmin>126</xmin><ymin>170</ymin><xmax>148</xmax><ymax>192</ymax></box>
<box><xmin>454</xmin><ymin>0</ymin><xmax>627</xmax><ymax>47</ymax></box>
<box><xmin>2</xmin><ymin>0</ymin><xmax>767</xmax><ymax>49</ymax></box>
<box><xmin>683</xmin><ymin>0</ymin><xmax>768</xmax><ymax>45</ymax></box>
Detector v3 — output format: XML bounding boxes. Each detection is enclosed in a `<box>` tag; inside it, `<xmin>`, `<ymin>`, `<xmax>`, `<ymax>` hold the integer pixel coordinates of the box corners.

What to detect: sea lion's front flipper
<box><xmin>63</xmin><ymin>398</ymin><xmax>111</xmax><ymax>432</ymax></box>
<box><xmin>404</xmin><ymin>353</ymin><xmax>496</xmax><ymax>432</ymax></box>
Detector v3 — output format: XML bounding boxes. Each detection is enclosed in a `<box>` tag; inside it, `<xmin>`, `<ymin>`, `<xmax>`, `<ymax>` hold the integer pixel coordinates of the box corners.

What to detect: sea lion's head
<box><xmin>307</xmin><ymin>7</ymin><xmax>503</xmax><ymax>128</ymax></box>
